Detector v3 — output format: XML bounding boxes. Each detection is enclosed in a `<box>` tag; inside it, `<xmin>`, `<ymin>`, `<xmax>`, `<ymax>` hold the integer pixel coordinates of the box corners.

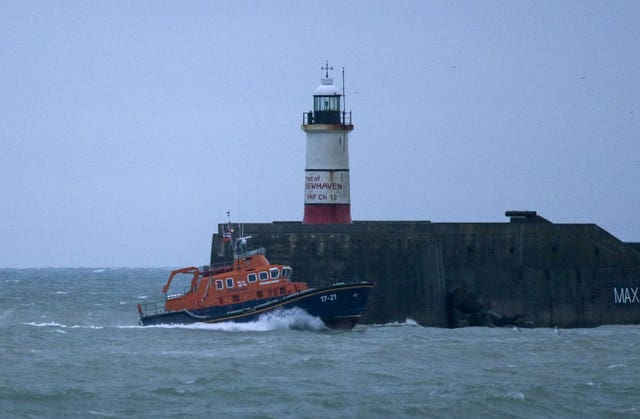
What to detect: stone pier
<box><xmin>211</xmin><ymin>216</ymin><xmax>640</xmax><ymax>327</ymax></box>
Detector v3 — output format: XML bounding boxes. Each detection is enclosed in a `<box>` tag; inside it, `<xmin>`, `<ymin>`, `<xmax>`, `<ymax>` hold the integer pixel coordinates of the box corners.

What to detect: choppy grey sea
<box><xmin>1</xmin><ymin>268</ymin><xmax>638</xmax><ymax>418</ymax></box>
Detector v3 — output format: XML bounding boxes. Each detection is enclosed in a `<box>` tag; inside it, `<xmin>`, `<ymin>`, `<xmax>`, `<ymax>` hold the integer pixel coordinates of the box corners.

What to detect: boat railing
<box><xmin>200</xmin><ymin>261</ymin><xmax>234</xmax><ymax>276</ymax></box>
<box><xmin>138</xmin><ymin>300</ymin><xmax>167</xmax><ymax>318</ymax></box>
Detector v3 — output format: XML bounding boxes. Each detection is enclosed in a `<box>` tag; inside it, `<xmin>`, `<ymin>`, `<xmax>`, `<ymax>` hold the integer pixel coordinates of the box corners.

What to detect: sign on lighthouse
<box><xmin>302</xmin><ymin>61</ymin><xmax>354</xmax><ymax>224</ymax></box>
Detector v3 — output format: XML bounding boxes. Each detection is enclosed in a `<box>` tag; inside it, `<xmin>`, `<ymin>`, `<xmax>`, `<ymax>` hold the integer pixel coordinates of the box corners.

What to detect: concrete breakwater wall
<box><xmin>210</xmin><ymin>219</ymin><xmax>640</xmax><ymax>328</ymax></box>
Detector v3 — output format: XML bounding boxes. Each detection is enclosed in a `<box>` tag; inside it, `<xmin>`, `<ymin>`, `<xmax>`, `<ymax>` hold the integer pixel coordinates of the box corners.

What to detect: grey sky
<box><xmin>1</xmin><ymin>1</ymin><xmax>638</xmax><ymax>267</ymax></box>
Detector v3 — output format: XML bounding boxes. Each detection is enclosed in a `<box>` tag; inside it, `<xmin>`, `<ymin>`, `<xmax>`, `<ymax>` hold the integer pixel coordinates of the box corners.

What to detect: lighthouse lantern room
<box><xmin>302</xmin><ymin>61</ymin><xmax>354</xmax><ymax>224</ymax></box>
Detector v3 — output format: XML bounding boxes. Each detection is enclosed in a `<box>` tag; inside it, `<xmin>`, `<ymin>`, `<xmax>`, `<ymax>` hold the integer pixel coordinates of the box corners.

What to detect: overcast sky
<box><xmin>1</xmin><ymin>1</ymin><xmax>638</xmax><ymax>267</ymax></box>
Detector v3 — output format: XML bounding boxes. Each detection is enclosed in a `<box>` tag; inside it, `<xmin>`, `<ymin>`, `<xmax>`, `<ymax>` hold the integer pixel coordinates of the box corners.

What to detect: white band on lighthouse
<box><xmin>304</xmin><ymin>170</ymin><xmax>350</xmax><ymax>204</ymax></box>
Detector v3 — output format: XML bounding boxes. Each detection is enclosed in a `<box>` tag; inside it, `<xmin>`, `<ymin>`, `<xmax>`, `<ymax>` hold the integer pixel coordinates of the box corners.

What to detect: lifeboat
<box><xmin>137</xmin><ymin>235</ymin><xmax>373</xmax><ymax>330</ymax></box>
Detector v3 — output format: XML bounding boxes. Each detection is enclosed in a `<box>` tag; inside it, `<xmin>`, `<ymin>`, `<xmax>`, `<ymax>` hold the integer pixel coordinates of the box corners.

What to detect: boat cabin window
<box><xmin>215</xmin><ymin>279</ymin><xmax>224</xmax><ymax>290</ymax></box>
<box><xmin>270</xmin><ymin>268</ymin><xmax>279</xmax><ymax>279</ymax></box>
<box><xmin>281</xmin><ymin>267</ymin><xmax>292</xmax><ymax>279</ymax></box>
<box><xmin>247</xmin><ymin>273</ymin><xmax>257</xmax><ymax>283</ymax></box>
<box><xmin>226</xmin><ymin>278</ymin><xmax>234</xmax><ymax>288</ymax></box>
<box><xmin>259</xmin><ymin>271</ymin><xmax>268</xmax><ymax>281</ymax></box>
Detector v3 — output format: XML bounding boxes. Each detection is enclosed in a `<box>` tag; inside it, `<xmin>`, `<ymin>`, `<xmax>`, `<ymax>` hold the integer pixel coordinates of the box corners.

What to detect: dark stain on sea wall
<box><xmin>211</xmin><ymin>214</ymin><xmax>640</xmax><ymax>328</ymax></box>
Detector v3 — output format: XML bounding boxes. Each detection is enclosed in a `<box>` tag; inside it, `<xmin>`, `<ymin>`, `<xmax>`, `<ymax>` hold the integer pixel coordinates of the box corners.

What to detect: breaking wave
<box><xmin>371</xmin><ymin>318</ymin><xmax>420</xmax><ymax>328</ymax></box>
<box><xmin>139</xmin><ymin>308</ymin><xmax>327</xmax><ymax>332</ymax></box>
<box><xmin>25</xmin><ymin>322</ymin><xmax>104</xmax><ymax>329</ymax></box>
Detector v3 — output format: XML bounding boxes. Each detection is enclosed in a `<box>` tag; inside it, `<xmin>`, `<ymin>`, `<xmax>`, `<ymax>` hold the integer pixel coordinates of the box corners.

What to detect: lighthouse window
<box><xmin>332</xmin><ymin>96</ymin><xmax>339</xmax><ymax>110</ymax></box>
<box><xmin>226</xmin><ymin>278</ymin><xmax>234</xmax><ymax>288</ymax></box>
<box><xmin>259</xmin><ymin>271</ymin><xmax>269</xmax><ymax>281</ymax></box>
<box><xmin>314</xmin><ymin>96</ymin><xmax>339</xmax><ymax>111</ymax></box>
<box><xmin>215</xmin><ymin>279</ymin><xmax>224</xmax><ymax>290</ymax></box>
<box><xmin>247</xmin><ymin>273</ymin><xmax>257</xmax><ymax>283</ymax></box>
<box><xmin>270</xmin><ymin>268</ymin><xmax>279</xmax><ymax>279</ymax></box>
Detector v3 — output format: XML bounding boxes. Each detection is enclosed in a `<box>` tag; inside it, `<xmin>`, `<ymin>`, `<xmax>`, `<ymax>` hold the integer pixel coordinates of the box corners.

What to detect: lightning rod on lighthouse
<box><xmin>301</xmin><ymin>61</ymin><xmax>354</xmax><ymax>224</ymax></box>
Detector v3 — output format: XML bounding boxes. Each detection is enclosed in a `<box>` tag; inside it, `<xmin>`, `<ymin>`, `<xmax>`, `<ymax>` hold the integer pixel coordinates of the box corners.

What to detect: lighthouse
<box><xmin>302</xmin><ymin>61</ymin><xmax>354</xmax><ymax>224</ymax></box>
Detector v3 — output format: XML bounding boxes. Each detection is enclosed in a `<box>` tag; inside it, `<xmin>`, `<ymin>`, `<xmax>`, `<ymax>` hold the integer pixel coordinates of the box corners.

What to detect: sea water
<box><xmin>1</xmin><ymin>268</ymin><xmax>638</xmax><ymax>418</ymax></box>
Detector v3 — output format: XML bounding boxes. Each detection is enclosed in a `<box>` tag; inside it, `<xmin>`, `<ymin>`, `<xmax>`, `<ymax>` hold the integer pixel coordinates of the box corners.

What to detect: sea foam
<box><xmin>143</xmin><ymin>308</ymin><xmax>326</xmax><ymax>332</ymax></box>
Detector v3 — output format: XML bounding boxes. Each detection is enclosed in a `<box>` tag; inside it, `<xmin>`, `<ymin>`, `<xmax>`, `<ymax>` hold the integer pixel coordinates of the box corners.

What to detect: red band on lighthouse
<box><xmin>303</xmin><ymin>204</ymin><xmax>351</xmax><ymax>224</ymax></box>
